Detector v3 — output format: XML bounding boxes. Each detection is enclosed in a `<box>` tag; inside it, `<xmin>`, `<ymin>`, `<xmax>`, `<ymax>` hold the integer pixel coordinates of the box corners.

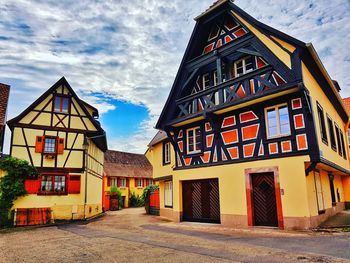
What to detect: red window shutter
<box><xmin>68</xmin><ymin>175</ymin><xmax>81</xmax><ymax>194</ymax></box>
<box><xmin>35</xmin><ymin>136</ymin><xmax>44</xmax><ymax>153</ymax></box>
<box><xmin>134</xmin><ymin>179</ymin><xmax>137</xmax><ymax>187</ymax></box>
<box><xmin>24</xmin><ymin>179</ymin><xmax>39</xmax><ymax>194</ymax></box>
<box><xmin>57</xmin><ymin>138</ymin><xmax>64</xmax><ymax>154</ymax></box>
<box><xmin>145</xmin><ymin>179</ymin><xmax>149</xmax><ymax>187</ymax></box>
<box><xmin>107</xmin><ymin>177</ymin><xmax>111</xmax><ymax>187</ymax></box>
<box><xmin>117</xmin><ymin>178</ymin><xmax>120</xmax><ymax>187</ymax></box>
<box><xmin>126</xmin><ymin>179</ymin><xmax>129</xmax><ymax>187</ymax></box>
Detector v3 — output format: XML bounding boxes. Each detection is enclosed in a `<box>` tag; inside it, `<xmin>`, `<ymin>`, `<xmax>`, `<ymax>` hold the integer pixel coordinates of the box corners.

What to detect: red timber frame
<box><xmin>245</xmin><ymin>166</ymin><xmax>284</xmax><ymax>229</ymax></box>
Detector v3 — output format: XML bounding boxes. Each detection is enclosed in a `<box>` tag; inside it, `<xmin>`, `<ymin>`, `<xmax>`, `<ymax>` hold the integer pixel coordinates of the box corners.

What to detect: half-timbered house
<box><xmin>0</xmin><ymin>83</ymin><xmax>10</xmax><ymax>155</ymax></box>
<box><xmin>7</xmin><ymin>77</ymin><xmax>107</xmax><ymax>225</ymax></box>
<box><xmin>147</xmin><ymin>0</ymin><xmax>350</xmax><ymax>229</ymax></box>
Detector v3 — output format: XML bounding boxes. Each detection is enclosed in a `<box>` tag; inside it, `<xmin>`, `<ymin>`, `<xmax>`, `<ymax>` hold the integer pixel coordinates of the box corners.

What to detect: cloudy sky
<box><xmin>1</xmin><ymin>0</ymin><xmax>349</xmax><ymax>154</ymax></box>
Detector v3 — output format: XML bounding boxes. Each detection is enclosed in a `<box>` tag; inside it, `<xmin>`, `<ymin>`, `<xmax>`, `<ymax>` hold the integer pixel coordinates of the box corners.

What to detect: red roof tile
<box><xmin>0</xmin><ymin>83</ymin><xmax>10</xmax><ymax>126</ymax></box>
<box><xmin>104</xmin><ymin>150</ymin><xmax>152</xmax><ymax>178</ymax></box>
<box><xmin>342</xmin><ymin>97</ymin><xmax>350</xmax><ymax>114</ymax></box>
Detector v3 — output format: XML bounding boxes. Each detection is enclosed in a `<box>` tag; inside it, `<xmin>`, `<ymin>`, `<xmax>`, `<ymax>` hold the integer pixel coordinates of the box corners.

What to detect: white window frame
<box><xmin>164</xmin><ymin>181</ymin><xmax>173</xmax><ymax>207</ymax></box>
<box><xmin>314</xmin><ymin>171</ymin><xmax>325</xmax><ymax>211</ymax></box>
<box><xmin>265</xmin><ymin>103</ymin><xmax>291</xmax><ymax>139</ymax></box>
<box><xmin>137</xmin><ymin>179</ymin><xmax>143</xmax><ymax>188</ymax></box>
<box><xmin>148</xmin><ymin>179</ymin><xmax>153</xmax><ymax>186</ymax></box>
<box><xmin>110</xmin><ymin>178</ymin><xmax>117</xmax><ymax>187</ymax></box>
<box><xmin>164</xmin><ymin>142</ymin><xmax>171</xmax><ymax>165</ymax></box>
<box><xmin>186</xmin><ymin>126</ymin><xmax>201</xmax><ymax>154</ymax></box>
<box><xmin>202</xmin><ymin>73</ymin><xmax>210</xmax><ymax>89</ymax></box>
<box><xmin>120</xmin><ymin>178</ymin><xmax>126</xmax><ymax>188</ymax></box>
<box><xmin>233</xmin><ymin>56</ymin><xmax>254</xmax><ymax>78</ymax></box>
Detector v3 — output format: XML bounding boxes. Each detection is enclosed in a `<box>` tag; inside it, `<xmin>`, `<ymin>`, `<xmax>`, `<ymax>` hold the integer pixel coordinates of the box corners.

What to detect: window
<box><xmin>186</xmin><ymin>127</ymin><xmax>202</xmax><ymax>154</ymax></box>
<box><xmin>43</xmin><ymin>137</ymin><xmax>56</xmax><ymax>154</ymax></box>
<box><xmin>148</xmin><ymin>179</ymin><xmax>153</xmax><ymax>186</ymax></box>
<box><xmin>110</xmin><ymin>178</ymin><xmax>117</xmax><ymax>187</ymax></box>
<box><xmin>137</xmin><ymin>179</ymin><xmax>143</xmax><ymax>188</ymax></box>
<box><xmin>233</xmin><ymin>56</ymin><xmax>254</xmax><ymax>78</ymax></box>
<box><xmin>164</xmin><ymin>181</ymin><xmax>173</xmax><ymax>207</ymax></box>
<box><xmin>314</xmin><ymin>171</ymin><xmax>325</xmax><ymax>212</ymax></box>
<box><xmin>40</xmin><ymin>175</ymin><xmax>66</xmax><ymax>193</ymax></box>
<box><xmin>202</xmin><ymin>73</ymin><xmax>210</xmax><ymax>89</ymax></box>
<box><xmin>317</xmin><ymin>103</ymin><xmax>328</xmax><ymax>143</ymax></box>
<box><xmin>213</xmin><ymin>71</ymin><xmax>218</xmax><ymax>86</ymax></box>
<box><xmin>335</xmin><ymin>124</ymin><xmax>342</xmax><ymax>156</ymax></box>
<box><xmin>265</xmin><ymin>104</ymin><xmax>291</xmax><ymax>138</ymax></box>
<box><xmin>327</xmin><ymin>116</ymin><xmax>337</xmax><ymax>151</ymax></box>
<box><xmin>340</xmin><ymin>131</ymin><xmax>347</xmax><ymax>159</ymax></box>
<box><xmin>163</xmin><ymin>141</ymin><xmax>171</xmax><ymax>165</ymax></box>
<box><xmin>54</xmin><ymin>96</ymin><xmax>69</xmax><ymax>113</ymax></box>
<box><xmin>120</xmin><ymin>178</ymin><xmax>126</xmax><ymax>187</ymax></box>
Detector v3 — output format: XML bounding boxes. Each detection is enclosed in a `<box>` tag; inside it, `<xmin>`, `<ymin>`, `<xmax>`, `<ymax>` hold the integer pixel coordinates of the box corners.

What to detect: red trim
<box><xmin>245</xmin><ymin>167</ymin><xmax>284</xmax><ymax>229</ymax></box>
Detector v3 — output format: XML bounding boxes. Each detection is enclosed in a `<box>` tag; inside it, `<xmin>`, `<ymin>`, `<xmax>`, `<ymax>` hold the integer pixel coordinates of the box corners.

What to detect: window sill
<box><xmin>265</xmin><ymin>134</ymin><xmax>291</xmax><ymax>141</ymax></box>
<box><xmin>164</xmin><ymin>205</ymin><xmax>173</xmax><ymax>209</ymax></box>
<box><xmin>162</xmin><ymin>162</ymin><xmax>171</xmax><ymax>166</ymax></box>
<box><xmin>183</xmin><ymin>152</ymin><xmax>204</xmax><ymax>158</ymax></box>
<box><xmin>37</xmin><ymin>192</ymin><xmax>68</xmax><ymax>196</ymax></box>
<box><xmin>322</xmin><ymin>139</ymin><xmax>328</xmax><ymax>146</ymax></box>
<box><xmin>318</xmin><ymin>209</ymin><xmax>326</xmax><ymax>215</ymax></box>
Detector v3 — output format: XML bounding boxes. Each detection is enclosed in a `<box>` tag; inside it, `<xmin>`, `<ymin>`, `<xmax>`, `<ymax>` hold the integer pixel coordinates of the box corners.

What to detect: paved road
<box><xmin>1</xmin><ymin>208</ymin><xmax>349</xmax><ymax>263</ymax></box>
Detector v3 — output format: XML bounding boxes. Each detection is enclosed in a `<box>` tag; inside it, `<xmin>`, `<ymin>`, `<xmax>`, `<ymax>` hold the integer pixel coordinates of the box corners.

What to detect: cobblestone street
<box><xmin>1</xmin><ymin>208</ymin><xmax>350</xmax><ymax>263</ymax></box>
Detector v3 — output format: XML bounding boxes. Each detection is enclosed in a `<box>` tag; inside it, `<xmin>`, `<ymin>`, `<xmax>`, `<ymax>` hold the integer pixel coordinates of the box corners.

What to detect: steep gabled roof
<box><xmin>104</xmin><ymin>150</ymin><xmax>152</xmax><ymax>178</ymax></box>
<box><xmin>7</xmin><ymin>77</ymin><xmax>107</xmax><ymax>151</ymax></box>
<box><xmin>155</xmin><ymin>0</ymin><xmax>348</xmax><ymax>129</ymax></box>
<box><xmin>148</xmin><ymin>130</ymin><xmax>168</xmax><ymax>147</ymax></box>
<box><xmin>0</xmin><ymin>83</ymin><xmax>10</xmax><ymax>127</ymax></box>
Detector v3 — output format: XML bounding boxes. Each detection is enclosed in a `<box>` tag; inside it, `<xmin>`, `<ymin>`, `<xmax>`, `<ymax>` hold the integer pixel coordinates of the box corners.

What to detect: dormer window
<box><xmin>233</xmin><ymin>56</ymin><xmax>254</xmax><ymax>78</ymax></box>
<box><xmin>54</xmin><ymin>96</ymin><xmax>69</xmax><ymax>113</ymax></box>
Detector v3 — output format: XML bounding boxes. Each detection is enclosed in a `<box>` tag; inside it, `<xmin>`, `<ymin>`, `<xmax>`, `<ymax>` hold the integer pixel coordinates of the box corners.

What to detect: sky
<box><xmin>0</xmin><ymin>0</ymin><xmax>349</xmax><ymax>154</ymax></box>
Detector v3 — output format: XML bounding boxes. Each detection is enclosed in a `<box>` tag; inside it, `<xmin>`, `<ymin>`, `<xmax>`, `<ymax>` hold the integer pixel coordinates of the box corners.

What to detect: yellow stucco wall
<box><xmin>302</xmin><ymin>62</ymin><xmax>350</xmax><ymax>170</ymax></box>
<box><xmin>146</xmin><ymin>142</ymin><xmax>175</xmax><ymax>178</ymax></box>
<box><xmin>103</xmin><ymin>177</ymin><xmax>148</xmax><ymax>208</ymax></box>
<box><xmin>147</xmin><ymin>141</ymin><xmax>313</xmax><ymax>218</ymax></box>
<box><xmin>343</xmin><ymin>177</ymin><xmax>350</xmax><ymax>202</ymax></box>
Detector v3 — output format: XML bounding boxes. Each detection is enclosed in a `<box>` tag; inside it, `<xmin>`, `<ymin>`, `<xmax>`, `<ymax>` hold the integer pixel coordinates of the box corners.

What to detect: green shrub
<box><xmin>129</xmin><ymin>192</ymin><xmax>144</xmax><ymax>207</ymax></box>
<box><xmin>110</xmin><ymin>186</ymin><xmax>124</xmax><ymax>209</ymax></box>
<box><xmin>0</xmin><ymin>157</ymin><xmax>38</xmax><ymax>227</ymax></box>
<box><xmin>142</xmin><ymin>185</ymin><xmax>159</xmax><ymax>204</ymax></box>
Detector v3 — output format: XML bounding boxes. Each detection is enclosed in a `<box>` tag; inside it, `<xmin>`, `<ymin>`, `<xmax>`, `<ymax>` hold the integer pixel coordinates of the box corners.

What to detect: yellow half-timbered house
<box><xmin>147</xmin><ymin>0</ymin><xmax>350</xmax><ymax>230</ymax></box>
<box><xmin>7</xmin><ymin>77</ymin><xmax>107</xmax><ymax>224</ymax></box>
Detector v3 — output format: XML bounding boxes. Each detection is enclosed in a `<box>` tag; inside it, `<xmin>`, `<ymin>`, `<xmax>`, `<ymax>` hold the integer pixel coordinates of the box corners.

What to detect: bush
<box><xmin>142</xmin><ymin>185</ymin><xmax>159</xmax><ymax>204</ymax></box>
<box><xmin>110</xmin><ymin>186</ymin><xmax>124</xmax><ymax>209</ymax></box>
<box><xmin>129</xmin><ymin>192</ymin><xmax>144</xmax><ymax>207</ymax></box>
<box><xmin>0</xmin><ymin>157</ymin><xmax>38</xmax><ymax>227</ymax></box>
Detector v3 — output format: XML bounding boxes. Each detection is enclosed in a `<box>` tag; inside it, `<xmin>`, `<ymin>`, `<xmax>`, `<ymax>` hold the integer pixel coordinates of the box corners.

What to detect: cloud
<box><xmin>0</xmin><ymin>0</ymin><xmax>349</xmax><ymax>154</ymax></box>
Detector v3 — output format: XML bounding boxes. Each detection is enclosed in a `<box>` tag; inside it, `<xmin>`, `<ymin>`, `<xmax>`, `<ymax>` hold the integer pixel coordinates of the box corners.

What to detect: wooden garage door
<box><xmin>252</xmin><ymin>173</ymin><xmax>278</xmax><ymax>227</ymax></box>
<box><xmin>182</xmin><ymin>179</ymin><xmax>220</xmax><ymax>223</ymax></box>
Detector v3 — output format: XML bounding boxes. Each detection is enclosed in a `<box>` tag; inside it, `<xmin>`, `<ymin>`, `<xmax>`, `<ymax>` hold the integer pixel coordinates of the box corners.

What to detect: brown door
<box><xmin>182</xmin><ymin>179</ymin><xmax>220</xmax><ymax>223</ymax></box>
<box><xmin>251</xmin><ymin>173</ymin><xmax>278</xmax><ymax>227</ymax></box>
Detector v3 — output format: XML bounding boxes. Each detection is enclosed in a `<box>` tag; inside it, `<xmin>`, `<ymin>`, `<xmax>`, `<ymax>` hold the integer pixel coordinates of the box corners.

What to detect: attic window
<box><xmin>54</xmin><ymin>96</ymin><xmax>69</xmax><ymax>113</ymax></box>
<box><xmin>233</xmin><ymin>56</ymin><xmax>254</xmax><ymax>78</ymax></box>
